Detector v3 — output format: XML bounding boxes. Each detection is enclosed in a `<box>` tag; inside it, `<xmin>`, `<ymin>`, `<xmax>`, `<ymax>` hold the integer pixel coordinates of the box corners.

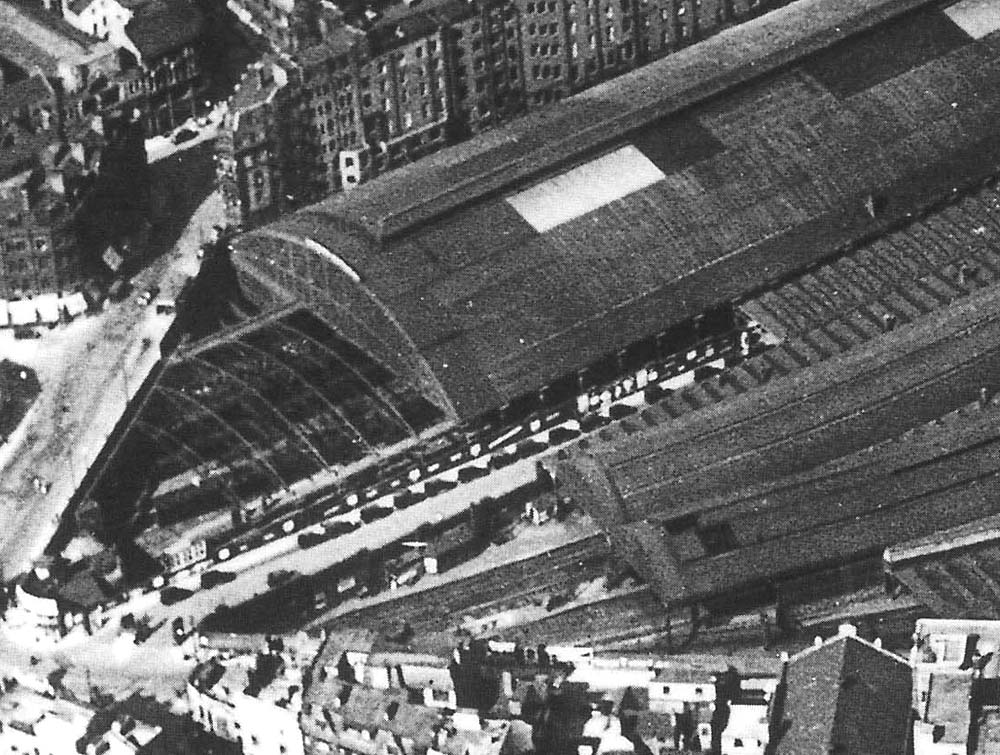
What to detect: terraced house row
<box><xmin>217</xmin><ymin>0</ymin><xmax>787</xmax><ymax>227</ymax></box>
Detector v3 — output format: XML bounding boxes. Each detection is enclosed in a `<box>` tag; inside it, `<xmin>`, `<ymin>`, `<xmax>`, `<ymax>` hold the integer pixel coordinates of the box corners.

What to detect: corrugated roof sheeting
<box><xmin>233</xmin><ymin>2</ymin><xmax>1000</xmax><ymax>421</ymax></box>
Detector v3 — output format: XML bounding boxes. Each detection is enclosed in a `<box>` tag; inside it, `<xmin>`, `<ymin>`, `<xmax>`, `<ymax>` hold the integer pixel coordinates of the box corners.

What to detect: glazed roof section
<box><xmin>236</xmin><ymin>0</ymin><xmax>1000</xmax><ymax>420</ymax></box>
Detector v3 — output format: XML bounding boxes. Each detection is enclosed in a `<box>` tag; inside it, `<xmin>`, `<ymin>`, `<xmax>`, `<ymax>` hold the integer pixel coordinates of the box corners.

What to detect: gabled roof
<box><xmin>0</xmin><ymin>74</ymin><xmax>55</xmax><ymax>120</ymax></box>
<box><xmin>67</xmin><ymin>0</ymin><xmax>98</xmax><ymax>14</ymax></box>
<box><xmin>0</xmin><ymin>0</ymin><xmax>112</xmax><ymax>73</ymax></box>
<box><xmin>57</xmin><ymin>569</ymin><xmax>115</xmax><ymax>609</ymax></box>
<box><xmin>124</xmin><ymin>0</ymin><xmax>203</xmax><ymax>60</ymax></box>
<box><xmin>608</xmin><ymin>522</ymin><xmax>687</xmax><ymax>604</ymax></box>
<box><xmin>774</xmin><ymin>635</ymin><xmax>912</xmax><ymax>755</ymax></box>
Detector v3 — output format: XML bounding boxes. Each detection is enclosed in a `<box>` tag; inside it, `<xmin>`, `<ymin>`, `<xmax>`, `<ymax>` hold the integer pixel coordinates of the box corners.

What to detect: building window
<box><xmin>415</xmin><ymin>46</ymin><xmax>423</xmax><ymax>58</ymax></box>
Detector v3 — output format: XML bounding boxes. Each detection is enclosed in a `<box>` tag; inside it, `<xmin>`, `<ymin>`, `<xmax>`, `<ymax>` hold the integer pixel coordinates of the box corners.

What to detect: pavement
<box><xmin>0</xmin><ymin>192</ymin><xmax>224</xmax><ymax>580</ymax></box>
<box><xmin>0</xmin><ymin>485</ymin><xmax>597</xmax><ymax>703</ymax></box>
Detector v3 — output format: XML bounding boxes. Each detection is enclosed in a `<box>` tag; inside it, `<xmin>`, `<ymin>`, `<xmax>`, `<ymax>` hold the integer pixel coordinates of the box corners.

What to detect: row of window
<box><xmin>0</xmin><ymin>238</ymin><xmax>49</xmax><ymax>255</ymax></box>
<box><xmin>525</xmin><ymin>1</ymin><xmax>560</xmax><ymax>13</ymax></box>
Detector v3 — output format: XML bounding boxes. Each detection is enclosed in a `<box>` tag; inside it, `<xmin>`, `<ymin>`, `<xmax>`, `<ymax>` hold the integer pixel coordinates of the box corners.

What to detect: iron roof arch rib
<box><xmin>269</xmin><ymin>318</ymin><xmax>418</xmax><ymax>439</ymax></box>
<box><xmin>133</xmin><ymin>419</ymin><xmax>243</xmax><ymax>508</ymax></box>
<box><xmin>256</xmin><ymin>228</ymin><xmax>459</xmax><ymax>421</ymax></box>
<box><xmin>154</xmin><ymin>384</ymin><xmax>288</xmax><ymax>488</ymax></box>
<box><xmin>189</xmin><ymin>353</ymin><xmax>360</xmax><ymax>464</ymax></box>
<box><xmin>223</xmin><ymin>334</ymin><xmax>384</xmax><ymax>452</ymax></box>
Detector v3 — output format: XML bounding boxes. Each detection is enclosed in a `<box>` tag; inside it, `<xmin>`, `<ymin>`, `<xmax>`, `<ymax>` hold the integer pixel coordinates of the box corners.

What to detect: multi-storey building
<box><xmin>68</xmin><ymin>0</ymin><xmax>208</xmax><ymax>137</ymax></box>
<box><xmin>188</xmin><ymin>634</ymin><xmax>322</xmax><ymax>755</ymax></box>
<box><xmin>217</xmin><ymin>53</ymin><xmax>305</xmax><ymax>227</ymax></box>
<box><xmin>2</xmin><ymin>0</ymin><xmax>206</xmax><ymax>139</ymax></box>
<box><xmin>451</xmin><ymin>0</ymin><xmax>526</xmax><ymax>134</ymax></box>
<box><xmin>218</xmin><ymin>0</ymin><xmax>791</xmax><ymax>226</ymax></box>
<box><xmin>0</xmin><ymin>131</ymin><xmax>97</xmax><ymax>298</ymax></box>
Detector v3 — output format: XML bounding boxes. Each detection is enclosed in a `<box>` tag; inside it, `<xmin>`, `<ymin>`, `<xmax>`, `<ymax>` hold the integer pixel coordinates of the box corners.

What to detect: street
<box><xmin>0</xmin><ymin>192</ymin><xmax>225</xmax><ymax>579</ymax></box>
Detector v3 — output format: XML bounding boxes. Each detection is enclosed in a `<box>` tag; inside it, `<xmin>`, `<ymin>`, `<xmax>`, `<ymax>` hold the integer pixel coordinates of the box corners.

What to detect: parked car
<box><xmin>360</xmin><ymin>505</ymin><xmax>393</xmax><ymax>524</ymax></box>
<box><xmin>173</xmin><ymin>128</ymin><xmax>197</xmax><ymax>144</ymax></box>
<box><xmin>267</xmin><ymin>569</ymin><xmax>298</xmax><ymax>589</ymax></box>
<box><xmin>13</xmin><ymin>327</ymin><xmax>41</xmax><ymax>340</ymax></box>
<box><xmin>298</xmin><ymin>531</ymin><xmax>327</xmax><ymax>548</ymax></box>
<box><xmin>643</xmin><ymin>384</ymin><xmax>670</xmax><ymax>403</ymax></box>
<box><xmin>393</xmin><ymin>490</ymin><xmax>425</xmax><ymax>509</ymax></box>
<box><xmin>608</xmin><ymin>403</ymin><xmax>638</xmax><ymax>420</ymax></box>
<box><xmin>489</xmin><ymin>451</ymin><xmax>517</xmax><ymax>470</ymax></box>
<box><xmin>424</xmin><ymin>477</ymin><xmax>458</xmax><ymax>496</ymax></box>
<box><xmin>548</xmin><ymin>426</ymin><xmax>581</xmax><ymax>444</ymax></box>
<box><xmin>515</xmin><ymin>439</ymin><xmax>547</xmax><ymax>459</ymax></box>
<box><xmin>326</xmin><ymin>519</ymin><xmax>361</xmax><ymax>536</ymax></box>
<box><xmin>580</xmin><ymin>414</ymin><xmax>611</xmax><ymax>432</ymax></box>
<box><xmin>457</xmin><ymin>464</ymin><xmax>489</xmax><ymax>483</ymax></box>
<box><xmin>171</xmin><ymin>617</ymin><xmax>187</xmax><ymax>645</ymax></box>
<box><xmin>160</xmin><ymin>586</ymin><xmax>193</xmax><ymax>605</ymax></box>
<box><xmin>200</xmin><ymin>571</ymin><xmax>236</xmax><ymax>589</ymax></box>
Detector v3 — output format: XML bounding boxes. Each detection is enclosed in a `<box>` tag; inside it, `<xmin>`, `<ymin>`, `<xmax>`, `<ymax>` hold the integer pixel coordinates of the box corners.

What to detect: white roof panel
<box><xmin>506</xmin><ymin>145</ymin><xmax>665</xmax><ymax>233</ymax></box>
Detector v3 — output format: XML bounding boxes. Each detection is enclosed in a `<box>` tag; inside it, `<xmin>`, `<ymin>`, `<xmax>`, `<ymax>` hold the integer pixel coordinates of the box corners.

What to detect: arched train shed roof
<box><xmin>232</xmin><ymin>0</ymin><xmax>999</xmax><ymax>420</ymax></box>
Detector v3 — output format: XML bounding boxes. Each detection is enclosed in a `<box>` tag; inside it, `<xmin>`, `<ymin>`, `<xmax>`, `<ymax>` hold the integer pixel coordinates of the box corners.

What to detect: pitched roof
<box><xmin>0</xmin><ymin>0</ymin><xmax>112</xmax><ymax>73</ymax></box>
<box><xmin>57</xmin><ymin>569</ymin><xmax>115</xmax><ymax>609</ymax></box>
<box><xmin>0</xmin><ymin>73</ymin><xmax>55</xmax><ymax>120</ymax></box>
<box><xmin>124</xmin><ymin>0</ymin><xmax>203</xmax><ymax>59</ymax></box>
<box><xmin>67</xmin><ymin>0</ymin><xmax>97</xmax><ymax>13</ymax></box>
<box><xmin>774</xmin><ymin>635</ymin><xmax>912</xmax><ymax>755</ymax></box>
<box><xmin>608</xmin><ymin>522</ymin><xmax>687</xmax><ymax>604</ymax></box>
<box><xmin>233</xmin><ymin>0</ymin><xmax>1000</xmax><ymax>421</ymax></box>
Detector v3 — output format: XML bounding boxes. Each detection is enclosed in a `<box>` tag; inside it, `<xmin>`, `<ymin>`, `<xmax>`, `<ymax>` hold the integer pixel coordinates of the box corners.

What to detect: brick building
<box><xmin>217</xmin><ymin>53</ymin><xmax>305</xmax><ymax>227</ymax></box>
<box><xmin>220</xmin><ymin>0</ymin><xmax>787</xmax><ymax>226</ymax></box>
<box><xmin>1</xmin><ymin>0</ymin><xmax>206</xmax><ymax>139</ymax></box>
<box><xmin>0</xmin><ymin>130</ymin><xmax>97</xmax><ymax>298</ymax></box>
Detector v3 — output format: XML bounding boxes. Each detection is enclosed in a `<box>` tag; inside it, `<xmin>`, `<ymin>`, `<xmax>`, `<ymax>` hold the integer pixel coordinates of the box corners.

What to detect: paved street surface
<box><xmin>0</xmin><ymin>192</ymin><xmax>224</xmax><ymax>579</ymax></box>
<box><xmin>0</xmin><ymin>484</ymin><xmax>599</xmax><ymax>703</ymax></box>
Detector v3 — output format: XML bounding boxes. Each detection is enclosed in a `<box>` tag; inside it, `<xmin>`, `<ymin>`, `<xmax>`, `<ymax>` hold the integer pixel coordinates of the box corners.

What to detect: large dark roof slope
<box><xmin>234</xmin><ymin>0</ymin><xmax>1000</xmax><ymax>420</ymax></box>
<box><xmin>774</xmin><ymin>635</ymin><xmax>912</xmax><ymax>755</ymax></box>
<box><xmin>124</xmin><ymin>0</ymin><xmax>204</xmax><ymax>60</ymax></box>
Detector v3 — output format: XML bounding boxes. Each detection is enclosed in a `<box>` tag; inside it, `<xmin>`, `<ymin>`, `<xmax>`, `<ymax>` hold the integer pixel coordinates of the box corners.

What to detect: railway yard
<box><xmin>8</xmin><ymin>3</ymin><xmax>1000</xmax><ymax>738</ymax></box>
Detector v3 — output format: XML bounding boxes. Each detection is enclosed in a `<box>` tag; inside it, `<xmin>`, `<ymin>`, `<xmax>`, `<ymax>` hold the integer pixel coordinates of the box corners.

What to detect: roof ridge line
<box><xmin>371</xmin><ymin>0</ymin><xmax>941</xmax><ymax>241</ymax></box>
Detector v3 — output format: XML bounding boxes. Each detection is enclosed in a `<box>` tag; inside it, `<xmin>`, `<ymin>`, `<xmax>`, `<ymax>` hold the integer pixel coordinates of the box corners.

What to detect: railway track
<box><xmin>325</xmin><ymin>370</ymin><xmax>1000</xmax><ymax>641</ymax></box>
<box><xmin>611</xmin><ymin>281</ymin><xmax>1000</xmax><ymax>521</ymax></box>
<box><xmin>328</xmin><ymin>535</ymin><xmax>610</xmax><ymax>632</ymax></box>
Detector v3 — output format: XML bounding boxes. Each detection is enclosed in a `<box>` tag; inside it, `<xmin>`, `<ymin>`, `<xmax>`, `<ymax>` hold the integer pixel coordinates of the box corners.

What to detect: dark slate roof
<box><xmin>67</xmin><ymin>0</ymin><xmax>95</xmax><ymax>13</ymax></box>
<box><xmin>0</xmin><ymin>73</ymin><xmax>54</xmax><ymax>120</ymax></box>
<box><xmin>368</xmin><ymin>0</ymin><xmax>472</xmax><ymax>55</ymax></box>
<box><xmin>124</xmin><ymin>0</ymin><xmax>204</xmax><ymax>60</ymax></box>
<box><xmin>774</xmin><ymin>635</ymin><xmax>912</xmax><ymax>755</ymax></box>
<box><xmin>233</xmin><ymin>0</ymin><xmax>1000</xmax><ymax>421</ymax></box>
<box><xmin>608</xmin><ymin>522</ymin><xmax>686</xmax><ymax>604</ymax></box>
<box><xmin>57</xmin><ymin>569</ymin><xmax>115</xmax><ymax>609</ymax></box>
